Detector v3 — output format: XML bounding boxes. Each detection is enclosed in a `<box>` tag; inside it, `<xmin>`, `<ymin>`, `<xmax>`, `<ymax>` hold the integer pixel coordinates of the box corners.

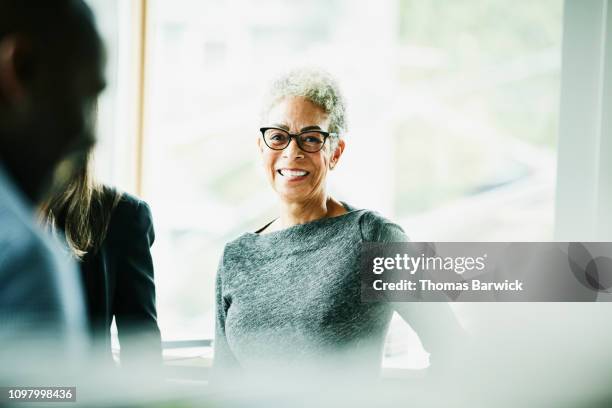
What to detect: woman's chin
<box><xmin>274</xmin><ymin>186</ymin><xmax>310</xmax><ymax>203</ymax></box>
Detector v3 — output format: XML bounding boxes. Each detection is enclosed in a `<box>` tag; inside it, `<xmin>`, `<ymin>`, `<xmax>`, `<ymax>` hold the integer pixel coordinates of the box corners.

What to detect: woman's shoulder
<box><xmin>354</xmin><ymin>207</ymin><xmax>409</xmax><ymax>243</ymax></box>
<box><xmin>102</xmin><ymin>188</ymin><xmax>154</xmax><ymax>238</ymax></box>
<box><xmin>105</xmin><ymin>189</ymin><xmax>150</xmax><ymax>218</ymax></box>
<box><xmin>220</xmin><ymin>231</ymin><xmax>256</xmax><ymax>257</ymax></box>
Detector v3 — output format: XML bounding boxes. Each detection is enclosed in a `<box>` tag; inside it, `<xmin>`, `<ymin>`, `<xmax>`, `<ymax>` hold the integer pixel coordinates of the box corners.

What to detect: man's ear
<box><xmin>256</xmin><ymin>134</ymin><xmax>264</xmax><ymax>154</ymax></box>
<box><xmin>0</xmin><ymin>35</ymin><xmax>27</xmax><ymax>105</ymax></box>
<box><xmin>329</xmin><ymin>138</ymin><xmax>345</xmax><ymax>169</ymax></box>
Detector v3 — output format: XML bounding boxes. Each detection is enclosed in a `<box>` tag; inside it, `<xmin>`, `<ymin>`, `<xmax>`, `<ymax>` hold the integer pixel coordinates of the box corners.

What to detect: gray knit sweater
<box><xmin>213</xmin><ymin>203</ymin><xmax>461</xmax><ymax>377</ymax></box>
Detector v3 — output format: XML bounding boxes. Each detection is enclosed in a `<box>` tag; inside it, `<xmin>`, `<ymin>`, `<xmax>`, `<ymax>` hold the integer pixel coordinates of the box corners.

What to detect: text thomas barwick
<box><xmin>372</xmin><ymin>279</ymin><xmax>524</xmax><ymax>292</ymax></box>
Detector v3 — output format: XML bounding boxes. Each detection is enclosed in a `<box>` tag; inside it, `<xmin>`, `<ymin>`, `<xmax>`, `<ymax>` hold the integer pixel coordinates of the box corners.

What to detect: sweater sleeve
<box><xmin>361</xmin><ymin>212</ymin><xmax>467</xmax><ymax>374</ymax></box>
<box><xmin>212</xmin><ymin>251</ymin><xmax>241</xmax><ymax>381</ymax></box>
<box><xmin>113</xmin><ymin>198</ymin><xmax>162</xmax><ymax>366</ymax></box>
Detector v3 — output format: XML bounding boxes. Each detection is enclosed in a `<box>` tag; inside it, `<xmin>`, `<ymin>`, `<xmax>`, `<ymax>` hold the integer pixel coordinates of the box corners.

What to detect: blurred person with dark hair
<box><xmin>0</xmin><ymin>0</ymin><xmax>105</xmax><ymax>354</ymax></box>
<box><xmin>39</xmin><ymin>153</ymin><xmax>162</xmax><ymax>367</ymax></box>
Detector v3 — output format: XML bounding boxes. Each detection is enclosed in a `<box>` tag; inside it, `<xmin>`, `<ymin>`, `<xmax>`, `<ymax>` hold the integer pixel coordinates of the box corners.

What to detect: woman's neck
<box><xmin>279</xmin><ymin>197</ymin><xmax>328</xmax><ymax>227</ymax></box>
<box><xmin>271</xmin><ymin>195</ymin><xmax>346</xmax><ymax>231</ymax></box>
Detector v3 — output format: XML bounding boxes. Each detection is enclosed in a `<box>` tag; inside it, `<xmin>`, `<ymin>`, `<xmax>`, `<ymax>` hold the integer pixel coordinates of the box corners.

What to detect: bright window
<box><xmin>91</xmin><ymin>0</ymin><xmax>563</xmax><ymax>368</ymax></box>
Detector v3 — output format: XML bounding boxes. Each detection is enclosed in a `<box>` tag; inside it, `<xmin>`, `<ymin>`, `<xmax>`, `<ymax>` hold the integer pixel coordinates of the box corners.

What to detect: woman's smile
<box><xmin>276</xmin><ymin>168</ymin><xmax>310</xmax><ymax>181</ymax></box>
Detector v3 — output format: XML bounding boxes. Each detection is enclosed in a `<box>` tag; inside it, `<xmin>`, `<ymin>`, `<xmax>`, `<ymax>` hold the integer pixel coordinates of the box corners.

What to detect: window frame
<box><xmin>555</xmin><ymin>0</ymin><xmax>612</xmax><ymax>241</ymax></box>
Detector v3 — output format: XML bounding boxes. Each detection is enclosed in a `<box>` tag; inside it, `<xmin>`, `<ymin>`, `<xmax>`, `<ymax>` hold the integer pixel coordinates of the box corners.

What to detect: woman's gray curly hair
<box><xmin>262</xmin><ymin>68</ymin><xmax>347</xmax><ymax>144</ymax></box>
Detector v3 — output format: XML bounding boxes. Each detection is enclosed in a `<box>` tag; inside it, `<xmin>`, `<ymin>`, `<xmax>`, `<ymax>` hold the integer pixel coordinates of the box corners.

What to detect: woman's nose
<box><xmin>282</xmin><ymin>137</ymin><xmax>304</xmax><ymax>159</ymax></box>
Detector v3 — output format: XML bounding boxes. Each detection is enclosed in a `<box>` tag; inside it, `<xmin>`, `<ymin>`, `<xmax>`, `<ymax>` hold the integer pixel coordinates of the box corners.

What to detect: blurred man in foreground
<box><xmin>0</xmin><ymin>0</ymin><xmax>105</xmax><ymax>357</ymax></box>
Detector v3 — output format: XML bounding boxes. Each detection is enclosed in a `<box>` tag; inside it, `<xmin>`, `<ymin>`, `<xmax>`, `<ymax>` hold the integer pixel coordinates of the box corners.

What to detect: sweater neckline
<box><xmin>244</xmin><ymin>201</ymin><xmax>362</xmax><ymax>239</ymax></box>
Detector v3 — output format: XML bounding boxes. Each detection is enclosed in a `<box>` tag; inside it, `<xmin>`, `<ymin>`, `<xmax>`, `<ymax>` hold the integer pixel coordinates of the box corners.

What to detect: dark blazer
<box><xmin>79</xmin><ymin>192</ymin><xmax>162</xmax><ymax>365</ymax></box>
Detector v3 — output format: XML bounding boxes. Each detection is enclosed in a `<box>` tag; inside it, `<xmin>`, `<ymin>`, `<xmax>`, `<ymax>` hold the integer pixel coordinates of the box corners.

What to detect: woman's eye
<box><xmin>270</xmin><ymin>134</ymin><xmax>286</xmax><ymax>141</ymax></box>
<box><xmin>305</xmin><ymin>136</ymin><xmax>322</xmax><ymax>143</ymax></box>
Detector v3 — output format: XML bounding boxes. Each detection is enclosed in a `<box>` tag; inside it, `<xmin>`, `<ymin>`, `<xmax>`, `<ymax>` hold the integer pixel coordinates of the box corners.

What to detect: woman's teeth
<box><xmin>278</xmin><ymin>169</ymin><xmax>308</xmax><ymax>177</ymax></box>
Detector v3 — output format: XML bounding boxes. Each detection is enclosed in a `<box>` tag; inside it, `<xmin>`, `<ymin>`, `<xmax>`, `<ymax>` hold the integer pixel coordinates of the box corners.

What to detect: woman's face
<box><xmin>258</xmin><ymin>96</ymin><xmax>344</xmax><ymax>204</ymax></box>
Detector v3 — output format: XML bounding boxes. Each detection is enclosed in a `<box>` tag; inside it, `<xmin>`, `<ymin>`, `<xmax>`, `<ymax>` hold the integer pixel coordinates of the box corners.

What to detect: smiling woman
<box><xmin>212</xmin><ymin>68</ymin><xmax>466</xmax><ymax>382</ymax></box>
<box><xmin>256</xmin><ymin>94</ymin><xmax>346</xmax><ymax>224</ymax></box>
<box><xmin>253</xmin><ymin>69</ymin><xmax>347</xmax><ymax>227</ymax></box>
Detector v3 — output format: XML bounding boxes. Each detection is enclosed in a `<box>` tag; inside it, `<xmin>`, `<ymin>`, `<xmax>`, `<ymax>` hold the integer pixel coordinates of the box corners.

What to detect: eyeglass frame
<box><xmin>259</xmin><ymin>127</ymin><xmax>338</xmax><ymax>153</ymax></box>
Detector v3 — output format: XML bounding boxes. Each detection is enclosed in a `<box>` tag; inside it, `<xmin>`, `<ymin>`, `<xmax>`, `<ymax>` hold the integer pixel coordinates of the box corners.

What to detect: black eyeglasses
<box><xmin>260</xmin><ymin>127</ymin><xmax>337</xmax><ymax>153</ymax></box>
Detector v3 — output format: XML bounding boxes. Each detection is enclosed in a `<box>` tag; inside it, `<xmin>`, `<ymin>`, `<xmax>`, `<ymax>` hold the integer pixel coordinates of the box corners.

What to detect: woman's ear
<box><xmin>256</xmin><ymin>134</ymin><xmax>264</xmax><ymax>154</ymax></box>
<box><xmin>329</xmin><ymin>138</ymin><xmax>345</xmax><ymax>170</ymax></box>
<box><xmin>0</xmin><ymin>35</ymin><xmax>28</xmax><ymax>105</ymax></box>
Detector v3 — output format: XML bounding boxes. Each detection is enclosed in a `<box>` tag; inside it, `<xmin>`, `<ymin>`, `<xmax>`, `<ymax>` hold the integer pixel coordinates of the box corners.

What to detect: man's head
<box><xmin>0</xmin><ymin>0</ymin><xmax>105</xmax><ymax>203</ymax></box>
